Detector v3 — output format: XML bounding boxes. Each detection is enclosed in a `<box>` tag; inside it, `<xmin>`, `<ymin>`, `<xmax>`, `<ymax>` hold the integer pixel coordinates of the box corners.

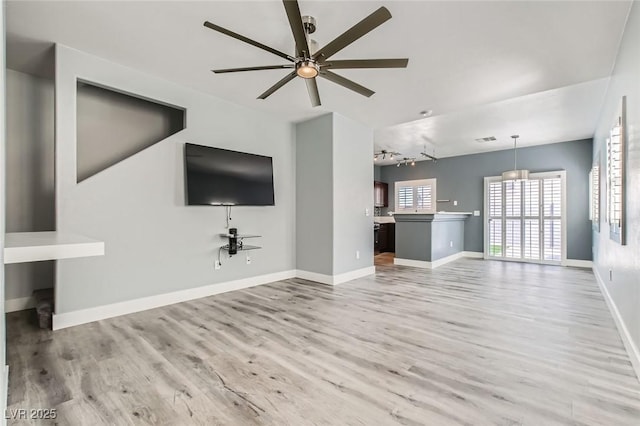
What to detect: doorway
<box><xmin>484</xmin><ymin>171</ymin><xmax>566</xmax><ymax>265</ymax></box>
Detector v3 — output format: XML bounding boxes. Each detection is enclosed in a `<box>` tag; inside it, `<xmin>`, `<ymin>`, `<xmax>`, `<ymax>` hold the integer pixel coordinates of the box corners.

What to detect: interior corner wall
<box><xmin>54</xmin><ymin>44</ymin><xmax>295</xmax><ymax>314</ymax></box>
<box><xmin>332</xmin><ymin>113</ymin><xmax>374</xmax><ymax>275</ymax></box>
<box><xmin>295</xmin><ymin>113</ymin><xmax>374</xmax><ymax>278</ymax></box>
<box><xmin>295</xmin><ymin>114</ymin><xmax>334</xmax><ymax>276</ymax></box>
<box><xmin>4</xmin><ymin>69</ymin><xmax>55</xmax><ymax>302</ymax></box>
<box><xmin>592</xmin><ymin>1</ymin><xmax>640</xmax><ymax>376</ymax></box>
<box><xmin>1</xmin><ymin>0</ymin><xmax>8</xmax><ymax>411</ymax></box>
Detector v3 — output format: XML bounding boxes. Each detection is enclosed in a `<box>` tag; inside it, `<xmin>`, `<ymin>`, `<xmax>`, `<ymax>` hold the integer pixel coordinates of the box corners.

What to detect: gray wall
<box><xmin>77</xmin><ymin>81</ymin><xmax>184</xmax><ymax>182</ymax></box>
<box><xmin>1</xmin><ymin>0</ymin><xmax>8</xmax><ymax>404</ymax></box>
<box><xmin>374</xmin><ymin>165</ymin><xmax>381</xmax><ymax>181</ymax></box>
<box><xmin>332</xmin><ymin>113</ymin><xmax>374</xmax><ymax>275</ymax></box>
<box><xmin>296</xmin><ymin>114</ymin><xmax>334</xmax><ymax>276</ymax></box>
<box><xmin>295</xmin><ymin>113</ymin><xmax>374</xmax><ymax>276</ymax></box>
<box><xmin>54</xmin><ymin>45</ymin><xmax>296</xmax><ymax>314</ymax></box>
<box><xmin>592</xmin><ymin>2</ymin><xmax>640</xmax><ymax>373</ymax></box>
<box><xmin>394</xmin><ymin>215</ymin><xmax>464</xmax><ymax>262</ymax></box>
<box><xmin>380</xmin><ymin>139</ymin><xmax>593</xmax><ymax>260</ymax></box>
<box><xmin>432</xmin><ymin>220</ymin><xmax>464</xmax><ymax>260</ymax></box>
<box><xmin>4</xmin><ymin>69</ymin><xmax>55</xmax><ymax>301</ymax></box>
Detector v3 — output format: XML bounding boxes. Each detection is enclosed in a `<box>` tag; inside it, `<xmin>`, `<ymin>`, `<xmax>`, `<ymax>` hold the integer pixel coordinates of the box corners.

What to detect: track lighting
<box><xmin>395</xmin><ymin>157</ymin><xmax>417</xmax><ymax>167</ymax></box>
<box><xmin>373</xmin><ymin>150</ymin><xmax>401</xmax><ymax>162</ymax></box>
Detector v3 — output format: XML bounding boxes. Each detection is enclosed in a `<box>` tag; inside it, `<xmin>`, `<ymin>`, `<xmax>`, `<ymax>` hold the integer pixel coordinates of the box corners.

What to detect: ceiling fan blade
<box><xmin>282</xmin><ymin>0</ymin><xmax>310</xmax><ymax>58</ymax></box>
<box><xmin>313</xmin><ymin>7</ymin><xmax>392</xmax><ymax>61</ymax></box>
<box><xmin>212</xmin><ymin>65</ymin><xmax>294</xmax><ymax>74</ymax></box>
<box><xmin>320</xmin><ymin>70</ymin><xmax>375</xmax><ymax>98</ymax></box>
<box><xmin>321</xmin><ymin>58</ymin><xmax>408</xmax><ymax>69</ymax></box>
<box><xmin>258</xmin><ymin>71</ymin><xmax>297</xmax><ymax>100</ymax></box>
<box><xmin>204</xmin><ymin>21</ymin><xmax>294</xmax><ymax>62</ymax></box>
<box><xmin>305</xmin><ymin>78</ymin><xmax>321</xmax><ymax>107</ymax></box>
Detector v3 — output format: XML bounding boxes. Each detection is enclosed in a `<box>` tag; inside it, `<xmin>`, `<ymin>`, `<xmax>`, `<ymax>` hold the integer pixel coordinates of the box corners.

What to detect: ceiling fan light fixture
<box><xmin>296</xmin><ymin>61</ymin><xmax>319</xmax><ymax>79</ymax></box>
<box><xmin>501</xmin><ymin>169</ymin><xmax>529</xmax><ymax>181</ymax></box>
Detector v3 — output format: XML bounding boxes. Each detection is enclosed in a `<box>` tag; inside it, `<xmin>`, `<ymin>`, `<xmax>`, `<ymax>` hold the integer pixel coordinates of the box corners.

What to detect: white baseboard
<box><xmin>295</xmin><ymin>266</ymin><xmax>375</xmax><ymax>286</ymax></box>
<box><xmin>593</xmin><ymin>267</ymin><xmax>640</xmax><ymax>383</ymax></box>
<box><xmin>394</xmin><ymin>258</ymin><xmax>431</xmax><ymax>268</ymax></box>
<box><xmin>52</xmin><ymin>270</ymin><xmax>296</xmax><ymax>330</ymax></box>
<box><xmin>295</xmin><ymin>270</ymin><xmax>334</xmax><ymax>285</ymax></box>
<box><xmin>462</xmin><ymin>251</ymin><xmax>484</xmax><ymax>259</ymax></box>
<box><xmin>5</xmin><ymin>296</ymin><xmax>36</xmax><ymax>313</ymax></box>
<box><xmin>395</xmin><ymin>251</ymin><xmax>474</xmax><ymax>269</ymax></box>
<box><xmin>2</xmin><ymin>366</ymin><xmax>8</xmax><ymax>426</ymax></box>
<box><xmin>565</xmin><ymin>259</ymin><xmax>593</xmax><ymax>268</ymax></box>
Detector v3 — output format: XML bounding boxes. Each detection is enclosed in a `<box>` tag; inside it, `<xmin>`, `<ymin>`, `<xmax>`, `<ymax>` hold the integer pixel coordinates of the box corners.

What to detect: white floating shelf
<box><xmin>4</xmin><ymin>232</ymin><xmax>105</xmax><ymax>264</ymax></box>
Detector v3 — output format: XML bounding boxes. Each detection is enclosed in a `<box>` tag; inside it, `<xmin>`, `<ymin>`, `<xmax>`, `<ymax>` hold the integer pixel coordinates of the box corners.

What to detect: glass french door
<box><xmin>484</xmin><ymin>172</ymin><xmax>565</xmax><ymax>264</ymax></box>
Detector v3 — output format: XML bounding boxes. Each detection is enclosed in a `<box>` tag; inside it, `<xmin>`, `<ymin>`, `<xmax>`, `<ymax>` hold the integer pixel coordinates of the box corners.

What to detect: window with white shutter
<box><xmin>395</xmin><ymin>179</ymin><xmax>437</xmax><ymax>213</ymax></box>
<box><xmin>484</xmin><ymin>172</ymin><xmax>565</xmax><ymax>265</ymax></box>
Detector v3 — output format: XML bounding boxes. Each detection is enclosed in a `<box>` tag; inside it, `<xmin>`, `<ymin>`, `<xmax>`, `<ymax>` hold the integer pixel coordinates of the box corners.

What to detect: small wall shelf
<box><xmin>4</xmin><ymin>232</ymin><xmax>105</xmax><ymax>264</ymax></box>
<box><xmin>219</xmin><ymin>234</ymin><xmax>262</xmax><ymax>257</ymax></box>
<box><xmin>221</xmin><ymin>244</ymin><xmax>261</xmax><ymax>252</ymax></box>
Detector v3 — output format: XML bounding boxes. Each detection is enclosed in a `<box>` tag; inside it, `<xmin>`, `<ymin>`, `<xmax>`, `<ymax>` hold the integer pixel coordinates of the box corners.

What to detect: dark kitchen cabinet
<box><xmin>374</xmin><ymin>181</ymin><xmax>388</xmax><ymax>207</ymax></box>
<box><xmin>376</xmin><ymin>223</ymin><xmax>395</xmax><ymax>253</ymax></box>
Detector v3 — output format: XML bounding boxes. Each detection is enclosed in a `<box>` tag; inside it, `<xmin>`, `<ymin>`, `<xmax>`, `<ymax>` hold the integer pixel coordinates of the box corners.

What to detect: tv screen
<box><xmin>184</xmin><ymin>143</ymin><xmax>275</xmax><ymax>206</ymax></box>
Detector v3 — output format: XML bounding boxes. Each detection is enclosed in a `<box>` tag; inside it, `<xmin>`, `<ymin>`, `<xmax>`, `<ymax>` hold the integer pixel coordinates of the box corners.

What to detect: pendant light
<box><xmin>502</xmin><ymin>135</ymin><xmax>529</xmax><ymax>181</ymax></box>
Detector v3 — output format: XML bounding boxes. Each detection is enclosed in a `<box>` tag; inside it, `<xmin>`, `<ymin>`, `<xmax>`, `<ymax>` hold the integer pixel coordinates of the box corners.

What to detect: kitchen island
<box><xmin>393</xmin><ymin>212</ymin><xmax>472</xmax><ymax>269</ymax></box>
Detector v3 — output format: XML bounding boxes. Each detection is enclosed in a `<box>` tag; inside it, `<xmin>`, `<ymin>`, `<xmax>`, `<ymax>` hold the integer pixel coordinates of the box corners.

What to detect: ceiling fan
<box><xmin>203</xmin><ymin>0</ymin><xmax>409</xmax><ymax>107</ymax></box>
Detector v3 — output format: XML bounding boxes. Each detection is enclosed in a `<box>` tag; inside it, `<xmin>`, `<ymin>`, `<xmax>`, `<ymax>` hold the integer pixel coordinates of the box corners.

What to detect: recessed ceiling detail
<box><xmin>5</xmin><ymin>0</ymin><xmax>632</xmax><ymax>143</ymax></box>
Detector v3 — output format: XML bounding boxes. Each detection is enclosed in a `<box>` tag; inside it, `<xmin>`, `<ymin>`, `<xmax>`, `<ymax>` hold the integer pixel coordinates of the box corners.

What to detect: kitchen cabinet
<box><xmin>376</xmin><ymin>223</ymin><xmax>395</xmax><ymax>253</ymax></box>
<box><xmin>374</xmin><ymin>181</ymin><xmax>388</xmax><ymax>207</ymax></box>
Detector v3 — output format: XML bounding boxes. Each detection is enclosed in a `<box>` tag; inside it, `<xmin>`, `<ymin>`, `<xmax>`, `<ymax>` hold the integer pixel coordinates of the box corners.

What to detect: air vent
<box><xmin>475</xmin><ymin>136</ymin><xmax>497</xmax><ymax>143</ymax></box>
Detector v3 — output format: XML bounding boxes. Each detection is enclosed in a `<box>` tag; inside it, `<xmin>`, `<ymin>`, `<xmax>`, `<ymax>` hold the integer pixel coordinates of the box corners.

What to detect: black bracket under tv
<box><xmin>219</xmin><ymin>229</ymin><xmax>261</xmax><ymax>256</ymax></box>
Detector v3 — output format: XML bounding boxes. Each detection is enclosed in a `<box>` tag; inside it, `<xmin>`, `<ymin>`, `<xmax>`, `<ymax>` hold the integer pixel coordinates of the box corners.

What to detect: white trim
<box><xmin>295</xmin><ymin>270</ymin><xmax>333</xmax><ymax>285</ymax></box>
<box><xmin>332</xmin><ymin>266</ymin><xmax>376</xmax><ymax>285</ymax></box>
<box><xmin>1</xmin><ymin>366</ymin><xmax>7</xmax><ymax>426</ymax></box>
<box><xmin>593</xmin><ymin>267</ymin><xmax>640</xmax><ymax>382</ymax></box>
<box><xmin>5</xmin><ymin>296</ymin><xmax>36</xmax><ymax>313</ymax></box>
<box><xmin>52</xmin><ymin>270</ymin><xmax>296</xmax><ymax>330</ymax></box>
<box><xmin>394</xmin><ymin>258</ymin><xmax>431</xmax><ymax>268</ymax></box>
<box><xmin>462</xmin><ymin>251</ymin><xmax>483</xmax><ymax>259</ymax></box>
<box><xmin>483</xmin><ymin>171</ymin><xmax>567</xmax><ymax>265</ymax></box>
<box><xmin>3</xmin><ymin>232</ymin><xmax>105</xmax><ymax>264</ymax></box>
<box><xmin>395</xmin><ymin>251</ymin><xmax>480</xmax><ymax>269</ymax></box>
<box><xmin>394</xmin><ymin>178</ymin><xmax>437</xmax><ymax>214</ymax></box>
<box><xmin>295</xmin><ymin>266</ymin><xmax>375</xmax><ymax>286</ymax></box>
<box><xmin>565</xmin><ymin>259</ymin><xmax>594</xmax><ymax>268</ymax></box>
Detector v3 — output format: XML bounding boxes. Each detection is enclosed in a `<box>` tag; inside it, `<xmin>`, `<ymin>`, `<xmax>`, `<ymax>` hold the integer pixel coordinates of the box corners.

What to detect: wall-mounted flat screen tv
<box><xmin>184</xmin><ymin>143</ymin><xmax>275</xmax><ymax>206</ymax></box>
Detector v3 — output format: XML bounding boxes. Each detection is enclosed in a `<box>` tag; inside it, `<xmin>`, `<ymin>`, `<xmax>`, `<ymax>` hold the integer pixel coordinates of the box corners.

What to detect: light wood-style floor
<box><xmin>374</xmin><ymin>252</ymin><xmax>395</xmax><ymax>266</ymax></box>
<box><xmin>6</xmin><ymin>259</ymin><xmax>640</xmax><ymax>425</ymax></box>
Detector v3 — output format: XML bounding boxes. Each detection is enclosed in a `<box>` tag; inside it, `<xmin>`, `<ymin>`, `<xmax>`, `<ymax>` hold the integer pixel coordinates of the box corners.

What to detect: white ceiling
<box><xmin>5</xmin><ymin>1</ymin><xmax>632</xmax><ymax>159</ymax></box>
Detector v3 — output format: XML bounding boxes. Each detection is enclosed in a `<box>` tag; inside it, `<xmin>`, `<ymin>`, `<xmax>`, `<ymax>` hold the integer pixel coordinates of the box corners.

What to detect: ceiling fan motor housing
<box><xmin>302</xmin><ymin>15</ymin><xmax>316</xmax><ymax>34</ymax></box>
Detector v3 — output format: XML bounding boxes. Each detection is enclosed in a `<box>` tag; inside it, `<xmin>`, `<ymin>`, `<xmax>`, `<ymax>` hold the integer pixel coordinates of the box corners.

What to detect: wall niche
<box><xmin>76</xmin><ymin>80</ymin><xmax>186</xmax><ymax>182</ymax></box>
